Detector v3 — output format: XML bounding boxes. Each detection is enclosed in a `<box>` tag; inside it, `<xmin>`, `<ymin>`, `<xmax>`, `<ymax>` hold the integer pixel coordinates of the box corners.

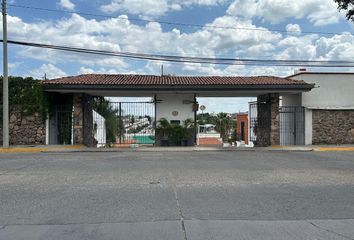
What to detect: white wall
<box><xmin>291</xmin><ymin>73</ymin><xmax>354</xmax><ymax>109</ymax></box>
<box><xmin>280</xmin><ymin>93</ymin><xmax>302</xmax><ymax>107</ymax></box>
<box><xmin>304</xmin><ymin>108</ymin><xmax>313</xmax><ymax>145</ymax></box>
<box><xmin>156</xmin><ymin>94</ymin><xmax>195</xmax><ymax>124</ymax></box>
<box><xmin>93</xmin><ymin>110</ymin><xmax>106</xmax><ymax>148</ymax></box>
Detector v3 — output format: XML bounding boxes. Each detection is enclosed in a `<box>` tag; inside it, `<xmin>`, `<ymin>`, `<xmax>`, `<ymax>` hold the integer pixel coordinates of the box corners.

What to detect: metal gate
<box><xmin>249</xmin><ymin>101</ymin><xmax>271</xmax><ymax>146</ymax></box>
<box><xmin>49</xmin><ymin>105</ymin><xmax>73</xmax><ymax>145</ymax></box>
<box><xmin>279</xmin><ymin>106</ymin><xmax>305</xmax><ymax>145</ymax></box>
<box><xmin>93</xmin><ymin>101</ymin><xmax>155</xmax><ymax>146</ymax></box>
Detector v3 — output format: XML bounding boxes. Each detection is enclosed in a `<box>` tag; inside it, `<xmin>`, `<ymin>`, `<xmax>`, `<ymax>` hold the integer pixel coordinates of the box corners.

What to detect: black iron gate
<box><xmin>93</xmin><ymin>101</ymin><xmax>155</xmax><ymax>146</ymax></box>
<box><xmin>50</xmin><ymin>105</ymin><xmax>73</xmax><ymax>145</ymax></box>
<box><xmin>279</xmin><ymin>106</ymin><xmax>305</xmax><ymax>145</ymax></box>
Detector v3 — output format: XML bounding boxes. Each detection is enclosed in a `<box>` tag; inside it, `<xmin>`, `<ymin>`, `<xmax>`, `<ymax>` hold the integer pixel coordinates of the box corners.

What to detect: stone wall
<box><xmin>0</xmin><ymin>109</ymin><xmax>46</xmax><ymax>145</ymax></box>
<box><xmin>312</xmin><ymin>110</ymin><xmax>354</xmax><ymax>144</ymax></box>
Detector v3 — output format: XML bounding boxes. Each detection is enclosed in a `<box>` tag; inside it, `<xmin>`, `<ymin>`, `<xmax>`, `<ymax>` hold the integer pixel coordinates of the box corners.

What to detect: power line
<box><xmin>2</xmin><ymin>39</ymin><xmax>354</xmax><ymax>68</ymax></box>
<box><xmin>7</xmin><ymin>3</ymin><xmax>354</xmax><ymax>37</ymax></box>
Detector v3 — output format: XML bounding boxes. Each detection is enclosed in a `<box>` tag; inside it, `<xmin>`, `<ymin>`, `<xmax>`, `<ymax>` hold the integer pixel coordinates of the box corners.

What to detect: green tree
<box><xmin>334</xmin><ymin>0</ymin><xmax>354</xmax><ymax>22</ymax></box>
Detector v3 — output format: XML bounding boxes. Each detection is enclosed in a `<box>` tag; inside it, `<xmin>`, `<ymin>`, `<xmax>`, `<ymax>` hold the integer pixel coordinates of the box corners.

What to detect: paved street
<box><xmin>0</xmin><ymin>150</ymin><xmax>354</xmax><ymax>239</ymax></box>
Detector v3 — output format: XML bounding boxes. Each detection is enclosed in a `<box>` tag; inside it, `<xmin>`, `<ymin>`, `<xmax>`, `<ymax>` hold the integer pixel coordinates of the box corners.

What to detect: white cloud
<box><xmin>286</xmin><ymin>24</ymin><xmax>301</xmax><ymax>35</ymax></box>
<box><xmin>100</xmin><ymin>0</ymin><xmax>226</xmax><ymax>17</ymax></box>
<box><xmin>315</xmin><ymin>34</ymin><xmax>354</xmax><ymax>60</ymax></box>
<box><xmin>58</xmin><ymin>0</ymin><xmax>75</xmax><ymax>10</ymax></box>
<box><xmin>227</xmin><ymin>0</ymin><xmax>342</xmax><ymax>26</ymax></box>
<box><xmin>78</xmin><ymin>66</ymin><xmax>137</xmax><ymax>75</ymax></box>
<box><xmin>29</xmin><ymin>64</ymin><xmax>67</xmax><ymax>79</ymax></box>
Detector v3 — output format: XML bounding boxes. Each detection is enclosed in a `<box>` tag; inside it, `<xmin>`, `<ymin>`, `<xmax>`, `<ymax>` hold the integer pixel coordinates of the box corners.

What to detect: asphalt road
<box><xmin>0</xmin><ymin>150</ymin><xmax>354</xmax><ymax>239</ymax></box>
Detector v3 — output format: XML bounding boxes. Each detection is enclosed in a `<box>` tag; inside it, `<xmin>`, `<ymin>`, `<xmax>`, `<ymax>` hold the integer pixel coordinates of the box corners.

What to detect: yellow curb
<box><xmin>0</xmin><ymin>148</ymin><xmax>48</xmax><ymax>153</ymax></box>
<box><xmin>0</xmin><ymin>145</ymin><xmax>85</xmax><ymax>153</ymax></box>
<box><xmin>316</xmin><ymin>147</ymin><xmax>354</xmax><ymax>152</ymax></box>
<box><xmin>62</xmin><ymin>145</ymin><xmax>85</xmax><ymax>149</ymax></box>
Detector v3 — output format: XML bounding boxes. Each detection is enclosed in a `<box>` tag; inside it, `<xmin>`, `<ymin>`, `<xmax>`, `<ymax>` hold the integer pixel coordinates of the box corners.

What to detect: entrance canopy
<box><xmin>42</xmin><ymin>74</ymin><xmax>314</xmax><ymax>97</ymax></box>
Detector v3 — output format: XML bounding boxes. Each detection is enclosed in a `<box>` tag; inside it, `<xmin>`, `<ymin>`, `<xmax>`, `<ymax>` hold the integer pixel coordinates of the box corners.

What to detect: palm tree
<box><xmin>214</xmin><ymin>112</ymin><xmax>231</xmax><ymax>141</ymax></box>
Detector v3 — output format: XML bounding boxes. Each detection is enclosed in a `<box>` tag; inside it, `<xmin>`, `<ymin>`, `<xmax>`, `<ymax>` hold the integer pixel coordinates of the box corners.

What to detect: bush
<box><xmin>0</xmin><ymin>76</ymin><xmax>49</xmax><ymax>121</ymax></box>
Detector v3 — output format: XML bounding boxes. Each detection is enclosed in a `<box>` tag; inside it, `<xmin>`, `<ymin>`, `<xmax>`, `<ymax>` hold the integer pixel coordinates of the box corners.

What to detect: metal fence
<box><xmin>93</xmin><ymin>101</ymin><xmax>155</xmax><ymax>146</ymax></box>
<box><xmin>279</xmin><ymin>106</ymin><xmax>305</xmax><ymax>145</ymax></box>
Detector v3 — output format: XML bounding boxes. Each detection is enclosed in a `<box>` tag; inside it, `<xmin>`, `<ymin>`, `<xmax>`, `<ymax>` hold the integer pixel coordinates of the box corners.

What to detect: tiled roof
<box><xmin>42</xmin><ymin>74</ymin><xmax>309</xmax><ymax>86</ymax></box>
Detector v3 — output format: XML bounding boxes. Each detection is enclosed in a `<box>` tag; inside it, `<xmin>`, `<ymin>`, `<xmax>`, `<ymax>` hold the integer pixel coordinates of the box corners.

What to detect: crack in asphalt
<box><xmin>169</xmin><ymin>172</ymin><xmax>188</xmax><ymax>240</ymax></box>
<box><xmin>308</xmin><ymin>221</ymin><xmax>354</xmax><ymax>240</ymax></box>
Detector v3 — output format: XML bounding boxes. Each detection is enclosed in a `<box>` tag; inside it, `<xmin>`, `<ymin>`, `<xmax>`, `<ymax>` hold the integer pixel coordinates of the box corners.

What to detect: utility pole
<box><xmin>2</xmin><ymin>0</ymin><xmax>9</xmax><ymax>148</ymax></box>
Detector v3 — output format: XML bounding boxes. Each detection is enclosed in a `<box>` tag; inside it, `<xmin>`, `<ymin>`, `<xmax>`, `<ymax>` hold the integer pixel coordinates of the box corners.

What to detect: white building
<box><xmin>282</xmin><ymin>71</ymin><xmax>354</xmax><ymax>145</ymax></box>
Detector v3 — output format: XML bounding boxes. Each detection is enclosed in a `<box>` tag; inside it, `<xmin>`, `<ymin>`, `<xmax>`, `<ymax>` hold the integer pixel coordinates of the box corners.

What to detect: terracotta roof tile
<box><xmin>42</xmin><ymin>74</ymin><xmax>309</xmax><ymax>86</ymax></box>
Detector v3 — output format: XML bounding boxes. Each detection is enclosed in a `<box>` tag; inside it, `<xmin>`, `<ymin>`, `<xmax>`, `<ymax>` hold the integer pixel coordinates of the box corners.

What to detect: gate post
<box><xmin>72</xmin><ymin>93</ymin><xmax>95</xmax><ymax>147</ymax></box>
<box><xmin>82</xmin><ymin>94</ymin><xmax>94</xmax><ymax>147</ymax></box>
<box><xmin>269</xmin><ymin>93</ymin><xmax>280</xmax><ymax>146</ymax></box>
<box><xmin>73</xmin><ymin>93</ymin><xmax>83</xmax><ymax>145</ymax></box>
<box><xmin>256</xmin><ymin>93</ymin><xmax>280</xmax><ymax>146</ymax></box>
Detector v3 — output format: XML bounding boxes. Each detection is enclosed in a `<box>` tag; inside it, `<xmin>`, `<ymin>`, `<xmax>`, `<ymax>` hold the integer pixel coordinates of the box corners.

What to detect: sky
<box><xmin>1</xmin><ymin>0</ymin><xmax>354</xmax><ymax>113</ymax></box>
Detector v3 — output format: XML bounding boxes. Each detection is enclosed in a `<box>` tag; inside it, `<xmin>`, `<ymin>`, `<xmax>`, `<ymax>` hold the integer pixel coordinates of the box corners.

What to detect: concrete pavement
<box><xmin>1</xmin><ymin>151</ymin><xmax>354</xmax><ymax>239</ymax></box>
<box><xmin>1</xmin><ymin>219</ymin><xmax>354</xmax><ymax>240</ymax></box>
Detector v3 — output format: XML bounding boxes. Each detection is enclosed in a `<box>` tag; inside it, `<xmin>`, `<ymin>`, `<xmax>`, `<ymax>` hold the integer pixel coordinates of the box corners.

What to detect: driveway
<box><xmin>0</xmin><ymin>151</ymin><xmax>354</xmax><ymax>239</ymax></box>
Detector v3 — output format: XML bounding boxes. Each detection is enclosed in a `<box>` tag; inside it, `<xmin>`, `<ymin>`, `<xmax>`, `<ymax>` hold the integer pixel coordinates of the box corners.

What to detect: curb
<box><xmin>0</xmin><ymin>145</ymin><xmax>85</xmax><ymax>153</ymax></box>
<box><xmin>315</xmin><ymin>147</ymin><xmax>354</xmax><ymax>152</ymax></box>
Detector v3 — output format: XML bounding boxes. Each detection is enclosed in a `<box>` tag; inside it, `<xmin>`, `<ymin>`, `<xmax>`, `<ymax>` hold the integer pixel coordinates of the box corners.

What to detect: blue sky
<box><xmin>1</xmin><ymin>0</ymin><xmax>354</xmax><ymax>113</ymax></box>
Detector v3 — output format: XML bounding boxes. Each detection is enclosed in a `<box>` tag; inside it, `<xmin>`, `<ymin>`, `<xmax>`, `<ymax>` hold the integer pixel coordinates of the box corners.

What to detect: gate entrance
<box><xmin>279</xmin><ymin>106</ymin><xmax>305</xmax><ymax>145</ymax></box>
<box><xmin>93</xmin><ymin>101</ymin><xmax>155</xmax><ymax>147</ymax></box>
<box><xmin>49</xmin><ymin>105</ymin><xmax>73</xmax><ymax>145</ymax></box>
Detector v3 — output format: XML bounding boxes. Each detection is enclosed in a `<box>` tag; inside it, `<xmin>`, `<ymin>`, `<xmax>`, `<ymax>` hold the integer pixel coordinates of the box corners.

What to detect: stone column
<box><xmin>82</xmin><ymin>94</ymin><xmax>95</xmax><ymax>147</ymax></box>
<box><xmin>256</xmin><ymin>93</ymin><xmax>279</xmax><ymax>147</ymax></box>
<box><xmin>72</xmin><ymin>93</ymin><xmax>95</xmax><ymax>147</ymax></box>
<box><xmin>73</xmin><ymin>93</ymin><xmax>84</xmax><ymax>145</ymax></box>
<box><xmin>269</xmin><ymin>93</ymin><xmax>280</xmax><ymax>146</ymax></box>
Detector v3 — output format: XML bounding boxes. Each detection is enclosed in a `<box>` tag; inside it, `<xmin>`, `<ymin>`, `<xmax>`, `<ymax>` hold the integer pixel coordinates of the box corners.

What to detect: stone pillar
<box><xmin>73</xmin><ymin>94</ymin><xmax>84</xmax><ymax>145</ymax></box>
<box><xmin>82</xmin><ymin>94</ymin><xmax>95</xmax><ymax>147</ymax></box>
<box><xmin>72</xmin><ymin>93</ymin><xmax>95</xmax><ymax>147</ymax></box>
<box><xmin>256</xmin><ymin>93</ymin><xmax>279</xmax><ymax>146</ymax></box>
<box><xmin>269</xmin><ymin>93</ymin><xmax>280</xmax><ymax>146</ymax></box>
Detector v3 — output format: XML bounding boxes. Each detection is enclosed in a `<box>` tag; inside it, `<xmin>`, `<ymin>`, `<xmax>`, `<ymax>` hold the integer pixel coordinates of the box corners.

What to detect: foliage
<box><xmin>157</xmin><ymin>118</ymin><xmax>195</xmax><ymax>146</ymax></box>
<box><xmin>0</xmin><ymin>76</ymin><xmax>49</xmax><ymax>121</ymax></box>
<box><xmin>93</xmin><ymin>97</ymin><xmax>123</xmax><ymax>144</ymax></box>
<box><xmin>156</xmin><ymin>118</ymin><xmax>172</xmax><ymax>139</ymax></box>
<box><xmin>214</xmin><ymin>112</ymin><xmax>232</xmax><ymax>141</ymax></box>
<box><xmin>197</xmin><ymin>112</ymin><xmax>218</xmax><ymax>125</ymax></box>
<box><xmin>334</xmin><ymin>0</ymin><xmax>354</xmax><ymax>22</ymax></box>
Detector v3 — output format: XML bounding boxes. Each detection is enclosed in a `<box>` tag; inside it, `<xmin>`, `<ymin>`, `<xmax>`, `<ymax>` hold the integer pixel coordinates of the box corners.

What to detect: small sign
<box><xmin>200</xmin><ymin>105</ymin><xmax>206</xmax><ymax>111</ymax></box>
<box><xmin>172</xmin><ymin>111</ymin><xmax>179</xmax><ymax>116</ymax></box>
